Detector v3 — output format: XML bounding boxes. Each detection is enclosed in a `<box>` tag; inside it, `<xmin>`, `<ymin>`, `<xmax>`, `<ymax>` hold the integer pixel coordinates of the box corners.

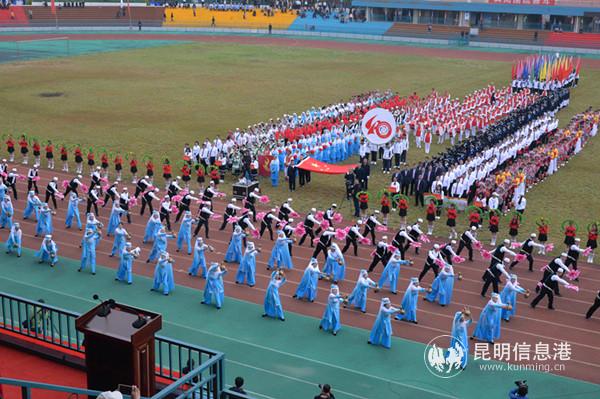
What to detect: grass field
<box><xmin>1</xmin><ymin>41</ymin><xmax>600</xmax><ymax>246</ymax></box>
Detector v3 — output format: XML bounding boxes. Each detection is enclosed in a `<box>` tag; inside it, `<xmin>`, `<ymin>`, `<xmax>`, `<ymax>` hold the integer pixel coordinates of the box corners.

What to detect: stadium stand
<box><xmin>385</xmin><ymin>22</ymin><xmax>468</xmax><ymax>40</ymax></box>
<box><xmin>288</xmin><ymin>16</ymin><xmax>393</xmax><ymax>35</ymax></box>
<box><xmin>164</xmin><ymin>7</ymin><xmax>298</xmax><ymax>30</ymax></box>
<box><xmin>0</xmin><ymin>5</ymin><xmax>28</xmax><ymax>24</ymax></box>
<box><xmin>471</xmin><ymin>27</ymin><xmax>551</xmax><ymax>45</ymax></box>
<box><xmin>546</xmin><ymin>31</ymin><xmax>600</xmax><ymax>48</ymax></box>
<box><xmin>21</xmin><ymin>5</ymin><xmax>164</xmax><ymax>27</ymax></box>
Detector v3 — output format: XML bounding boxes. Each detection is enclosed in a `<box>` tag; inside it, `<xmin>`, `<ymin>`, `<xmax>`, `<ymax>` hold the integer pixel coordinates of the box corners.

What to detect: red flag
<box><xmin>257</xmin><ymin>155</ymin><xmax>273</xmax><ymax>177</ymax></box>
<box><xmin>51</xmin><ymin>0</ymin><xmax>56</xmax><ymax>14</ymax></box>
<box><xmin>296</xmin><ymin>157</ymin><xmax>358</xmax><ymax>175</ymax></box>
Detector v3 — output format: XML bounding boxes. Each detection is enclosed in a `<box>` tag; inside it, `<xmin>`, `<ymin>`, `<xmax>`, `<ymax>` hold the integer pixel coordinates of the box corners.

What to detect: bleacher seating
<box><xmin>545</xmin><ymin>31</ymin><xmax>600</xmax><ymax>49</ymax></box>
<box><xmin>385</xmin><ymin>22</ymin><xmax>468</xmax><ymax>40</ymax></box>
<box><xmin>22</xmin><ymin>6</ymin><xmax>164</xmax><ymax>27</ymax></box>
<box><xmin>288</xmin><ymin>16</ymin><xmax>393</xmax><ymax>35</ymax></box>
<box><xmin>471</xmin><ymin>27</ymin><xmax>550</xmax><ymax>45</ymax></box>
<box><xmin>164</xmin><ymin>8</ymin><xmax>297</xmax><ymax>30</ymax></box>
<box><xmin>0</xmin><ymin>6</ymin><xmax>28</xmax><ymax>24</ymax></box>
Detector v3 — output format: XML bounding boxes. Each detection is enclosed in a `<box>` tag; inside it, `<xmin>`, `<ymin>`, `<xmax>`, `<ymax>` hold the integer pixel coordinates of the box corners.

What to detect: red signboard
<box><xmin>258</xmin><ymin>155</ymin><xmax>273</xmax><ymax>177</ymax></box>
<box><xmin>488</xmin><ymin>0</ymin><xmax>555</xmax><ymax>5</ymax></box>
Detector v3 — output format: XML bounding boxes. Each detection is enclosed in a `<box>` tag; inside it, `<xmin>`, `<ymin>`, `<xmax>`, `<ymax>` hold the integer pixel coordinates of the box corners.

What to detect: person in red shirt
<box><xmin>114</xmin><ymin>153</ymin><xmax>123</xmax><ymax>181</ymax></box>
<box><xmin>5</xmin><ymin>135</ymin><xmax>15</xmax><ymax>162</ymax></box>
<box><xmin>397</xmin><ymin>196</ymin><xmax>409</xmax><ymax>228</ymax></box>
<box><xmin>181</xmin><ymin>163</ymin><xmax>191</xmax><ymax>188</ymax></box>
<box><xmin>536</xmin><ymin>218</ymin><xmax>549</xmax><ymax>254</ymax></box>
<box><xmin>586</xmin><ymin>222</ymin><xmax>597</xmax><ymax>263</ymax></box>
<box><xmin>18</xmin><ymin>135</ymin><xmax>29</xmax><ymax>165</ymax></box>
<box><xmin>100</xmin><ymin>152</ymin><xmax>109</xmax><ymax>177</ymax></box>
<box><xmin>74</xmin><ymin>146</ymin><xmax>83</xmax><ymax>174</ymax></box>
<box><xmin>196</xmin><ymin>164</ymin><xmax>205</xmax><ymax>190</ymax></box>
<box><xmin>358</xmin><ymin>191</ymin><xmax>369</xmax><ymax>219</ymax></box>
<box><xmin>509</xmin><ymin>214</ymin><xmax>520</xmax><ymax>242</ymax></box>
<box><xmin>45</xmin><ymin>140</ymin><xmax>55</xmax><ymax>170</ymax></box>
<box><xmin>129</xmin><ymin>156</ymin><xmax>138</xmax><ymax>184</ymax></box>
<box><xmin>146</xmin><ymin>158</ymin><xmax>154</xmax><ymax>179</ymax></box>
<box><xmin>563</xmin><ymin>221</ymin><xmax>577</xmax><ymax>249</ymax></box>
<box><xmin>488</xmin><ymin>210</ymin><xmax>500</xmax><ymax>246</ymax></box>
<box><xmin>425</xmin><ymin>198</ymin><xmax>437</xmax><ymax>235</ymax></box>
<box><xmin>87</xmin><ymin>149</ymin><xmax>95</xmax><ymax>174</ymax></box>
<box><xmin>468</xmin><ymin>209</ymin><xmax>481</xmax><ymax>228</ymax></box>
<box><xmin>162</xmin><ymin>159</ymin><xmax>172</xmax><ymax>184</ymax></box>
<box><xmin>380</xmin><ymin>192</ymin><xmax>391</xmax><ymax>226</ymax></box>
<box><xmin>446</xmin><ymin>203</ymin><xmax>457</xmax><ymax>239</ymax></box>
<box><xmin>32</xmin><ymin>140</ymin><xmax>41</xmax><ymax>166</ymax></box>
<box><xmin>209</xmin><ymin>166</ymin><xmax>219</xmax><ymax>186</ymax></box>
<box><xmin>60</xmin><ymin>145</ymin><xmax>69</xmax><ymax>172</ymax></box>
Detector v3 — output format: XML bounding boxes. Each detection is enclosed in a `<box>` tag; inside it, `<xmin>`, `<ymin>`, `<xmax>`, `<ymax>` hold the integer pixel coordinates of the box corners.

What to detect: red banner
<box><xmin>488</xmin><ymin>0</ymin><xmax>555</xmax><ymax>5</ymax></box>
<box><xmin>51</xmin><ymin>0</ymin><xmax>56</xmax><ymax>14</ymax></box>
<box><xmin>296</xmin><ymin>157</ymin><xmax>358</xmax><ymax>175</ymax></box>
<box><xmin>258</xmin><ymin>155</ymin><xmax>273</xmax><ymax>177</ymax></box>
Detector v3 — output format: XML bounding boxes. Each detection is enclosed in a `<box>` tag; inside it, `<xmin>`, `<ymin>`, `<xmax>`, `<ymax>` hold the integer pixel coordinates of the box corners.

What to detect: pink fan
<box><xmin>335</xmin><ymin>229</ymin><xmax>347</xmax><ymax>241</ymax></box>
<box><xmin>369</xmin><ymin>249</ymin><xmax>376</xmax><ymax>257</ymax></box>
<box><xmin>251</xmin><ymin>229</ymin><xmax>260</xmax><ymax>238</ymax></box>
<box><xmin>32</xmin><ymin>176</ymin><xmax>41</xmax><ymax>182</ymax></box>
<box><xmin>101</xmin><ymin>184</ymin><xmax>110</xmax><ymax>192</ymax></box>
<box><xmin>56</xmin><ymin>192</ymin><xmax>65</xmax><ymax>200</ymax></box>
<box><xmin>567</xmin><ymin>269</ymin><xmax>581</xmax><ymax>281</ymax></box>
<box><xmin>435</xmin><ymin>258</ymin><xmax>445</xmax><ymax>268</ymax></box>
<box><xmin>312</xmin><ymin>238</ymin><xmax>320</xmax><ymax>246</ymax></box>
<box><xmin>419</xmin><ymin>235</ymin><xmax>430</xmax><ymax>243</ymax></box>
<box><xmin>148</xmin><ymin>185</ymin><xmax>155</xmax><ymax>191</ymax></box>
<box><xmin>216</xmin><ymin>192</ymin><xmax>226</xmax><ymax>198</ymax></box>
<box><xmin>17</xmin><ymin>174</ymin><xmax>26</xmax><ymax>181</ymax></box>
<box><xmin>128</xmin><ymin>197</ymin><xmax>138</xmax><ymax>207</ymax></box>
<box><xmin>195</xmin><ymin>199</ymin><xmax>204</xmax><ymax>205</ymax></box>
<box><xmin>583</xmin><ymin>247</ymin><xmax>593</xmax><ymax>257</ymax></box>
<box><xmin>510</xmin><ymin>242</ymin><xmax>521</xmax><ymax>249</ymax></box>
<box><xmin>228</xmin><ymin>216</ymin><xmax>239</xmax><ymax>223</ymax></box>
<box><xmin>170</xmin><ymin>205</ymin><xmax>179</xmax><ymax>215</ymax></box>
<box><xmin>256</xmin><ymin>212</ymin><xmax>266</xmax><ymax>221</ymax></box>
<box><xmin>515</xmin><ymin>253</ymin><xmax>527</xmax><ymax>262</ymax></box>
<box><xmin>80</xmin><ymin>184</ymin><xmax>89</xmax><ymax>193</ymax></box>
<box><xmin>376</xmin><ymin>225</ymin><xmax>387</xmax><ymax>232</ymax></box>
<box><xmin>180</xmin><ymin>189</ymin><xmax>189</xmax><ymax>196</ymax></box>
<box><xmin>315</xmin><ymin>211</ymin><xmax>324</xmax><ymax>222</ymax></box>
<box><xmin>0</xmin><ymin>172</ymin><xmax>6</xmax><ymax>179</ymax></box>
<box><xmin>259</xmin><ymin>195</ymin><xmax>270</xmax><ymax>204</ymax></box>
<box><xmin>100</xmin><ymin>177</ymin><xmax>108</xmax><ymax>184</ymax></box>
<box><xmin>241</xmin><ymin>208</ymin><xmax>249</xmax><ymax>215</ymax></box>
<box><xmin>344</xmin><ymin>226</ymin><xmax>351</xmax><ymax>233</ymax></box>
<box><xmin>333</xmin><ymin>213</ymin><xmax>343</xmax><ymax>223</ymax></box>
<box><xmin>545</xmin><ymin>243</ymin><xmax>554</xmax><ymax>252</ymax></box>
<box><xmin>210</xmin><ymin>214</ymin><xmax>222</xmax><ymax>220</ymax></box>
<box><xmin>452</xmin><ymin>255</ymin><xmax>466</xmax><ymax>264</ymax></box>
<box><xmin>359</xmin><ymin>237</ymin><xmax>371</xmax><ymax>245</ymax></box>
<box><xmin>409</xmin><ymin>241</ymin><xmax>422</xmax><ymax>248</ymax></box>
<box><xmin>473</xmin><ymin>241</ymin><xmax>483</xmax><ymax>250</ymax></box>
<box><xmin>481</xmin><ymin>250</ymin><xmax>492</xmax><ymax>260</ymax></box>
<box><xmin>172</xmin><ymin>194</ymin><xmax>183</xmax><ymax>203</ymax></box>
<box><xmin>566</xmin><ymin>284</ymin><xmax>579</xmax><ymax>292</ymax></box>
<box><xmin>294</xmin><ymin>224</ymin><xmax>306</xmax><ymax>237</ymax></box>
<box><xmin>96</xmin><ymin>198</ymin><xmax>105</xmax><ymax>207</ymax></box>
<box><xmin>387</xmin><ymin>244</ymin><xmax>397</xmax><ymax>252</ymax></box>
<box><xmin>291</xmin><ymin>211</ymin><xmax>300</xmax><ymax>218</ymax></box>
<box><xmin>321</xmin><ymin>220</ymin><xmax>330</xmax><ymax>230</ymax></box>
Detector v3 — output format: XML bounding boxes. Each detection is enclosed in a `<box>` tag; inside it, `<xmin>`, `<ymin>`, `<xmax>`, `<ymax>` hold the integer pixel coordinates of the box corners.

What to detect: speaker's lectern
<box><xmin>76</xmin><ymin>301</ymin><xmax>162</xmax><ymax>397</ymax></box>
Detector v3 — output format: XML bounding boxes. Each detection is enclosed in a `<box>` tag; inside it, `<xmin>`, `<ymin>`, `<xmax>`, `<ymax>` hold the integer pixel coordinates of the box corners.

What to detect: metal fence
<box><xmin>0</xmin><ymin>291</ymin><xmax>243</xmax><ymax>399</ymax></box>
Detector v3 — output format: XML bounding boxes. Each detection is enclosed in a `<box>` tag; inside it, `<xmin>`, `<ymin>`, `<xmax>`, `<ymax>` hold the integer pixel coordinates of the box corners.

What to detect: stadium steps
<box><xmin>0</xmin><ymin>6</ymin><xmax>29</xmax><ymax>24</ymax></box>
<box><xmin>384</xmin><ymin>22</ymin><xmax>469</xmax><ymax>40</ymax></box>
<box><xmin>164</xmin><ymin>7</ymin><xmax>297</xmax><ymax>29</ymax></box>
<box><xmin>470</xmin><ymin>27</ymin><xmax>549</xmax><ymax>45</ymax></box>
<box><xmin>22</xmin><ymin>5</ymin><xmax>163</xmax><ymax>27</ymax></box>
<box><xmin>545</xmin><ymin>31</ymin><xmax>600</xmax><ymax>49</ymax></box>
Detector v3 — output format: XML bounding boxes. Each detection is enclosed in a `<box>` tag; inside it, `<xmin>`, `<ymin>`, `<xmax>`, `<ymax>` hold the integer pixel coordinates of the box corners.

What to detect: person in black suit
<box><xmin>287</xmin><ymin>162</ymin><xmax>297</xmax><ymax>192</ymax></box>
<box><xmin>414</xmin><ymin>176</ymin><xmax>427</xmax><ymax>207</ymax></box>
<box><xmin>586</xmin><ymin>290</ymin><xmax>600</xmax><ymax>319</ymax></box>
<box><xmin>357</xmin><ymin>158</ymin><xmax>370</xmax><ymax>190</ymax></box>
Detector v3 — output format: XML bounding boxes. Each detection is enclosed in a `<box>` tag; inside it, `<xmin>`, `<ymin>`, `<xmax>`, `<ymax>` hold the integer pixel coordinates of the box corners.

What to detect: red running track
<box><xmin>1</xmin><ymin>164</ymin><xmax>599</xmax><ymax>384</ymax></box>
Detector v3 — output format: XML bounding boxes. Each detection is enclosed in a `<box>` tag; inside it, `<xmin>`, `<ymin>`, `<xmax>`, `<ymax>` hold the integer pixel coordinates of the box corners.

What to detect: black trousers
<box><xmin>418</xmin><ymin>262</ymin><xmax>439</xmax><ymax>281</ymax></box>
<box><xmin>392</xmin><ymin>241</ymin><xmax>407</xmax><ymax>260</ymax></box>
<box><xmin>45</xmin><ymin>192</ymin><xmax>57</xmax><ymax>209</ymax></box>
<box><xmin>175</xmin><ymin>204</ymin><xmax>190</xmax><ymax>222</ymax></box>
<box><xmin>393</xmin><ymin>153</ymin><xmax>401</xmax><ymax>168</ymax></box>
<box><xmin>415</xmin><ymin>192</ymin><xmax>425</xmax><ymax>207</ymax></box>
<box><xmin>298</xmin><ymin>227</ymin><xmax>315</xmax><ymax>247</ymax></box>
<box><xmin>457</xmin><ymin>241</ymin><xmax>473</xmax><ymax>261</ymax></box>
<box><xmin>140</xmin><ymin>199</ymin><xmax>153</xmax><ymax>215</ymax></box>
<box><xmin>121</xmin><ymin>202</ymin><xmax>131</xmax><ymax>224</ymax></box>
<box><xmin>565</xmin><ymin>257</ymin><xmax>579</xmax><ymax>270</ymax></box>
<box><xmin>368</xmin><ymin>256</ymin><xmax>385</xmax><ymax>272</ymax></box>
<box><xmin>64</xmin><ymin>186</ymin><xmax>77</xmax><ymax>198</ymax></box>
<box><xmin>312</xmin><ymin>243</ymin><xmax>328</xmax><ymax>260</ymax></box>
<box><xmin>103</xmin><ymin>193</ymin><xmax>116</xmax><ymax>207</ymax></box>
<box><xmin>86</xmin><ymin>200</ymin><xmax>98</xmax><ymax>216</ymax></box>
<box><xmin>160</xmin><ymin>212</ymin><xmax>171</xmax><ymax>231</ymax></box>
<box><xmin>260</xmin><ymin>222</ymin><xmax>274</xmax><ymax>240</ymax></box>
<box><xmin>246</xmin><ymin>203</ymin><xmax>256</xmax><ymax>222</ymax></box>
<box><xmin>531</xmin><ymin>286</ymin><xmax>554</xmax><ymax>309</ymax></box>
<box><xmin>586</xmin><ymin>297</ymin><xmax>600</xmax><ymax>319</ymax></box>
<box><xmin>363</xmin><ymin>226</ymin><xmax>375</xmax><ymax>245</ymax></box>
<box><xmin>342</xmin><ymin>237</ymin><xmax>358</xmax><ymax>256</ymax></box>
<box><xmin>220</xmin><ymin>215</ymin><xmax>233</xmax><ymax>231</ymax></box>
<box><xmin>510</xmin><ymin>253</ymin><xmax>534</xmax><ymax>271</ymax></box>
<box><xmin>481</xmin><ymin>274</ymin><xmax>500</xmax><ymax>296</ymax></box>
<box><xmin>194</xmin><ymin>218</ymin><xmax>209</xmax><ymax>238</ymax></box>
<box><xmin>8</xmin><ymin>184</ymin><xmax>17</xmax><ymax>200</ymax></box>
<box><xmin>28</xmin><ymin>180</ymin><xmax>39</xmax><ymax>194</ymax></box>
<box><xmin>288</xmin><ymin>176</ymin><xmax>296</xmax><ymax>191</ymax></box>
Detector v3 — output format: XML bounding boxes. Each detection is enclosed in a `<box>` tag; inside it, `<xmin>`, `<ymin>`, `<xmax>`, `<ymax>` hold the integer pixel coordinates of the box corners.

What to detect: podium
<box><xmin>76</xmin><ymin>302</ymin><xmax>162</xmax><ymax>397</ymax></box>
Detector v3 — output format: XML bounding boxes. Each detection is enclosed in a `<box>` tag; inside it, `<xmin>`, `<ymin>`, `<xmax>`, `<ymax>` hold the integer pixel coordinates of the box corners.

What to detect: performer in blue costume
<box><xmin>176</xmin><ymin>210</ymin><xmax>197</xmax><ymax>255</ymax></box>
<box><xmin>500</xmin><ymin>274</ymin><xmax>529</xmax><ymax>322</ymax></box>
<box><xmin>65</xmin><ymin>193</ymin><xmax>83</xmax><ymax>230</ymax></box>
<box><xmin>23</xmin><ymin>191</ymin><xmax>42</xmax><ymax>220</ymax></box>
<box><xmin>36</xmin><ymin>235</ymin><xmax>58</xmax><ymax>267</ymax></box>
<box><xmin>115</xmin><ymin>243</ymin><xmax>140</xmax><ymax>284</ymax></box>
<box><xmin>294</xmin><ymin>258</ymin><xmax>322</xmax><ymax>302</ymax></box>
<box><xmin>107</xmin><ymin>201</ymin><xmax>128</xmax><ymax>236</ymax></box>
<box><xmin>79</xmin><ymin>228</ymin><xmax>102</xmax><ymax>274</ymax></box>
<box><xmin>151</xmin><ymin>251</ymin><xmax>175</xmax><ymax>295</ymax></box>
<box><xmin>449</xmin><ymin>308</ymin><xmax>472</xmax><ymax>369</ymax></box>
<box><xmin>377</xmin><ymin>251</ymin><xmax>412</xmax><ymax>294</ymax></box>
<box><xmin>322</xmin><ymin>243</ymin><xmax>346</xmax><ymax>283</ymax></box>
<box><xmin>235</xmin><ymin>242</ymin><xmax>260</xmax><ymax>286</ymax></box>
<box><xmin>143</xmin><ymin>211</ymin><xmax>162</xmax><ymax>243</ymax></box>
<box><xmin>425</xmin><ymin>264</ymin><xmax>456</xmax><ymax>306</ymax></box>
<box><xmin>188</xmin><ymin>237</ymin><xmax>213</xmax><ymax>278</ymax></box>
<box><xmin>263</xmin><ymin>269</ymin><xmax>286</xmax><ymax>321</ymax></box>
<box><xmin>35</xmin><ymin>203</ymin><xmax>53</xmax><ymax>236</ymax></box>
<box><xmin>472</xmin><ymin>293</ymin><xmax>512</xmax><ymax>344</ymax></box>
<box><xmin>224</xmin><ymin>225</ymin><xmax>245</xmax><ymax>264</ymax></box>
<box><xmin>5</xmin><ymin>222</ymin><xmax>22</xmax><ymax>257</ymax></box>
<box><xmin>395</xmin><ymin>278</ymin><xmax>427</xmax><ymax>323</ymax></box>
<box><xmin>110</xmin><ymin>223</ymin><xmax>129</xmax><ymax>257</ymax></box>
<box><xmin>267</xmin><ymin>230</ymin><xmax>294</xmax><ymax>270</ymax></box>
<box><xmin>319</xmin><ymin>284</ymin><xmax>345</xmax><ymax>336</ymax></box>
<box><xmin>368</xmin><ymin>298</ymin><xmax>404</xmax><ymax>349</ymax></box>
<box><xmin>0</xmin><ymin>196</ymin><xmax>14</xmax><ymax>229</ymax></box>
<box><xmin>345</xmin><ymin>269</ymin><xmax>377</xmax><ymax>313</ymax></box>
<box><xmin>270</xmin><ymin>152</ymin><xmax>279</xmax><ymax>187</ymax></box>
<box><xmin>202</xmin><ymin>263</ymin><xmax>228</xmax><ymax>309</ymax></box>
<box><xmin>147</xmin><ymin>227</ymin><xmax>175</xmax><ymax>263</ymax></box>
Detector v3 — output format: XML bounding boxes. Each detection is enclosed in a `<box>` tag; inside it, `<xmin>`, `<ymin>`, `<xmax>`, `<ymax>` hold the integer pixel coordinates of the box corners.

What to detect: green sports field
<box><xmin>1</xmin><ymin>40</ymin><xmax>599</xmax><ymax>245</ymax></box>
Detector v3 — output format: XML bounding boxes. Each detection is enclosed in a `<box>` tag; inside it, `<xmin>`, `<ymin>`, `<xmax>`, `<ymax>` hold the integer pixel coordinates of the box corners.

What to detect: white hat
<box><xmin>231</xmin><ymin>198</ymin><xmax>237</xmax><ymax>203</ymax></box>
<box><xmin>382</xmin><ymin>236</ymin><xmax>388</xmax><ymax>240</ymax></box>
<box><xmin>96</xmin><ymin>166</ymin><xmax>101</xmax><ymax>170</ymax></box>
<box><xmin>503</xmin><ymin>239</ymin><xmax>510</xmax><ymax>245</ymax></box>
<box><xmin>254</xmin><ymin>188</ymin><xmax>260</xmax><ymax>192</ymax></box>
<box><xmin>311</xmin><ymin>208</ymin><xmax>316</xmax><ymax>213</ymax></box>
<box><xmin>77</xmin><ymin>174</ymin><xmax>83</xmax><ymax>179</ymax></box>
<box><xmin>530</xmin><ymin>233</ymin><xmax>537</xmax><ymax>238</ymax></box>
<box><xmin>450</xmin><ymin>240</ymin><xmax>457</xmax><ymax>245</ymax></box>
<box><xmin>288</xmin><ymin>218</ymin><xmax>294</xmax><ymax>223</ymax></box>
<box><xmin>11</xmin><ymin>168</ymin><xmax>17</xmax><ymax>172</ymax></box>
<box><xmin>382</xmin><ymin>298</ymin><xmax>391</xmax><ymax>305</ymax></box>
<box><xmin>433</xmin><ymin>244</ymin><xmax>440</xmax><ymax>250</ymax></box>
<box><xmin>45</xmin><ymin>235</ymin><xmax>52</xmax><ymax>239</ymax></box>
<box><xmin>356</xmin><ymin>220</ymin><xmax>363</xmax><ymax>225</ymax></box>
<box><xmin>575</xmin><ymin>238</ymin><xmax>581</xmax><ymax>242</ymax></box>
<box><xmin>417</xmin><ymin>218</ymin><xmax>423</xmax><ymax>223</ymax></box>
<box><xmin>331</xmin><ymin>203</ymin><xmax>337</xmax><ymax>208</ymax></box>
<box><xmin>287</xmin><ymin>198</ymin><xmax>293</xmax><ymax>202</ymax></box>
<box><xmin>561</xmin><ymin>252</ymin><xmax>568</xmax><ymax>257</ymax></box>
<box><xmin>327</xmin><ymin>227</ymin><xmax>334</xmax><ymax>232</ymax></box>
<box><xmin>374</xmin><ymin>210</ymin><xmax>380</xmax><ymax>214</ymax></box>
<box><xmin>53</xmin><ymin>177</ymin><xmax>58</xmax><ymax>181</ymax></box>
<box><xmin>97</xmin><ymin>391</ymin><xmax>123</xmax><ymax>399</ymax></box>
<box><xmin>471</xmin><ymin>226</ymin><xmax>477</xmax><ymax>231</ymax></box>
<box><xmin>503</xmin><ymin>257</ymin><xmax>510</xmax><ymax>263</ymax></box>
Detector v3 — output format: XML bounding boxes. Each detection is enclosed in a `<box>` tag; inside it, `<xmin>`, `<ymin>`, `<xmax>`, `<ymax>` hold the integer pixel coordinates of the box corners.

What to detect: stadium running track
<box><xmin>0</xmin><ymin>163</ymin><xmax>598</xmax><ymax>384</ymax></box>
<box><xmin>1</xmin><ymin>33</ymin><xmax>600</xmax><ymax>68</ymax></box>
